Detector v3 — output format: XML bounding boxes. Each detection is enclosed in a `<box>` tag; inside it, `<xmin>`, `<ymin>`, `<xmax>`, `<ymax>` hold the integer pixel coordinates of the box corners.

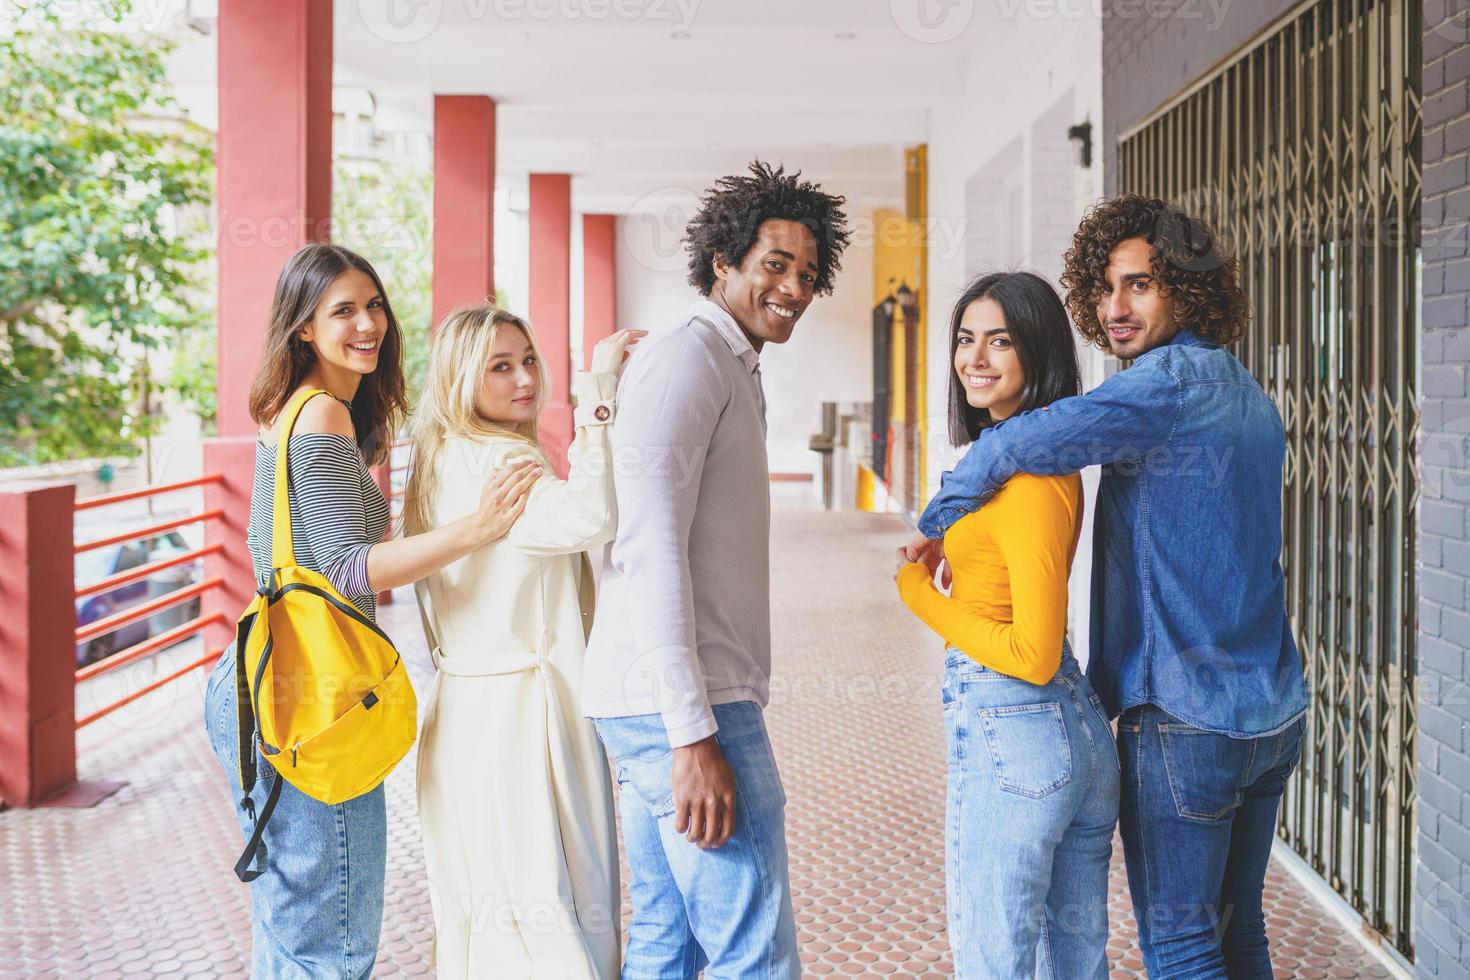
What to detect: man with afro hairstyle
<box><xmin>907</xmin><ymin>195</ymin><xmax>1307</xmax><ymax>977</ymax></box>
<box><xmin>584</xmin><ymin>161</ymin><xmax>849</xmax><ymax>977</ymax></box>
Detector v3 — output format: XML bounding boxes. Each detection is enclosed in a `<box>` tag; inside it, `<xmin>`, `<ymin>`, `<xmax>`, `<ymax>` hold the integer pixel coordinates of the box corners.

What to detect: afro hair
<box><xmin>683</xmin><ymin>160</ymin><xmax>851</xmax><ymax>297</ymax></box>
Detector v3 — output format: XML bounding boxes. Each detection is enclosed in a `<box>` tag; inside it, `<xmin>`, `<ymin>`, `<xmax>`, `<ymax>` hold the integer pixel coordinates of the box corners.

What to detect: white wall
<box><xmin>922</xmin><ymin>11</ymin><xmax>1105</xmax><ymax>664</ymax></box>
<box><xmin>614</xmin><ymin>213</ymin><xmax>874</xmax><ymax>480</ymax></box>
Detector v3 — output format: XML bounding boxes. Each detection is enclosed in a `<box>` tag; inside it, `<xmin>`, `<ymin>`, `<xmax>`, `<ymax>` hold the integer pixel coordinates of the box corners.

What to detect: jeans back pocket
<box><xmin>976</xmin><ymin>702</ymin><xmax>1073</xmax><ymax>799</ymax></box>
<box><xmin>1159</xmin><ymin>723</ymin><xmax>1252</xmax><ymax>821</ymax></box>
<box><xmin>613</xmin><ymin>751</ymin><xmax>678</xmax><ymax>819</ymax></box>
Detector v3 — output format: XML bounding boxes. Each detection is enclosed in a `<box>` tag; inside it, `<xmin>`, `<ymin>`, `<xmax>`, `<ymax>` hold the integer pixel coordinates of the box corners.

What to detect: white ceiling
<box><xmin>165</xmin><ymin>0</ymin><xmax>1018</xmax><ymax>213</ymax></box>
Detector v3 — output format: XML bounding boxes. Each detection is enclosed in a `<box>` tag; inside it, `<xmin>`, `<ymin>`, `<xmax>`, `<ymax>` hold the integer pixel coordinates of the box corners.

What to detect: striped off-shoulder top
<box><xmin>247</xmin><ymin>433</ymin><xmax>390</xmax><ymax>621</ymax></box>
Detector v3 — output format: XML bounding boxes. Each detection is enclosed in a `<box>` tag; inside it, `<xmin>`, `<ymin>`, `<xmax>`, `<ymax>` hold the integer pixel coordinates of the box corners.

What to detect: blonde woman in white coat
<box><xmin>404</xmin><ymin>304</ymin><xmax>645</xmax><ymax>980</ymax></box>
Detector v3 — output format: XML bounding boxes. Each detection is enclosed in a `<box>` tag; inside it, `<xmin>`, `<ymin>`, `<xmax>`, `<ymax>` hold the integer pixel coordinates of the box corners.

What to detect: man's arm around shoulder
<box><xmin>916</xmin><ymin>354</ymin><xmax>1182</xmax><ymax>539</ymax></box>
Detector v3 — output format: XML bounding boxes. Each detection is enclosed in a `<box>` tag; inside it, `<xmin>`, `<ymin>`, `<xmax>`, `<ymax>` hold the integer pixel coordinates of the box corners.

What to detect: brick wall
<box><xmin>1417</xmin><ymin>5</ymin><xmax>1470</xmax><ymax>977</ymax></box>
<box><xmin>1101</xmin><ymin>0</ymin><xmax>1294</xmax><ymax>192</ymax></box>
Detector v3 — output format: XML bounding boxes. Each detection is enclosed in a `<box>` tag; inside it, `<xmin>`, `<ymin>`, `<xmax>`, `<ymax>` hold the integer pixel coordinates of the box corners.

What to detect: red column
<box><xmin>582</xmin><ymin>213</ymin><xmax>618</xmax><ymax>367</ymax></box>
<box><xmin>216</xmin><ymin>0</ymin><xmax>332</xmax><ymax>438</ymax></box>
<box><xmin>207</xmin><ymin>0</ymin><xmax>332</xmax><ymax>653</ymax></box>
<box><xmin>432</xmin><ymin>95</ymin><xmax>497</xmax><ymax>328</ymax></box>
<box><xmin>0</xmin><ymin>484</ymin><xmax>120</xmax><ymax>807</ymax></box>
<box><xmin>530</xmin><ymin>173</ymin><xmax>574</xmax><ymax>473</ymax></box>
<box><xmin>203</xmin><ymin>441</ymin><xmax>259</xmax><ymax>656</ymax></box>
<box><xmin>0</xmin><ymin>483</ymin><xmax>74</xmax><ymax>806</ymax></box>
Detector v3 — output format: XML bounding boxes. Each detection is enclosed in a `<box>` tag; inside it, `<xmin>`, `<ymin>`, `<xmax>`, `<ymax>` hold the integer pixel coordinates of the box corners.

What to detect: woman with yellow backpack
<box><xmin>203</xmin><ymin>244</ymin><xmax>539</xmax><ymax>978</ymax></box>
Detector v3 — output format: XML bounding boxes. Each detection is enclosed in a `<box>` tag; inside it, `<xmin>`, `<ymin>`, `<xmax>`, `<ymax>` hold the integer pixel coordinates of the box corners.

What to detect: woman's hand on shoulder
<box><xmin>471</xmin><ymin>456</ymin><xmax>542</xmax><ymax>546</ymax></box>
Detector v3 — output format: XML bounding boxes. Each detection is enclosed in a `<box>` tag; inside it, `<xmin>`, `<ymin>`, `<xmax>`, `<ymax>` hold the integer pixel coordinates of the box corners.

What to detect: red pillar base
<box><xmin>25</xmin><ymin>779</ymin><xmax>127</xmax><ymax>809</ymax></box>
<box><xmin>0</xmin><ymin>482</ymin><xmax>80</xmax><ymax>808</ymax></box>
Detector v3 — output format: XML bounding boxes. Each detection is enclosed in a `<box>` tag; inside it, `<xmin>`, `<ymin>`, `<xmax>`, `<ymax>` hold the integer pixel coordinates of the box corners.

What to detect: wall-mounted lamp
<box><xmin>1067</xmin><ymin>121</ymin><xmax>1093</xmax><ymax>169</ymax></box>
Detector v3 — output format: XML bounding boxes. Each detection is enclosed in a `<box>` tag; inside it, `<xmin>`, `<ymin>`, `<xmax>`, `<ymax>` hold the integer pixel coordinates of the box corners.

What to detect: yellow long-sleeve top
<box><xmin>897</xmin><ymin>472</ymin><xmax>1083</xmax><ymax>686</ymax></box>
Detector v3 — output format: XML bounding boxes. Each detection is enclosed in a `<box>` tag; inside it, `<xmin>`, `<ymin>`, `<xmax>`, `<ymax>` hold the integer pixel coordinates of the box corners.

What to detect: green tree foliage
<box><xmin>334</xmin><ymin>156</ymin><xmax>510</xmax><ymax>407</ymax></box>
<box><xmin>333</xmin><ymin>157</ymin><xmax>435</xmax><ymax>398</ymax></box>
<box><xmin>0</xmin><ymin>2</ymin><xmax>212</xmax><ymax>466</ymax></box>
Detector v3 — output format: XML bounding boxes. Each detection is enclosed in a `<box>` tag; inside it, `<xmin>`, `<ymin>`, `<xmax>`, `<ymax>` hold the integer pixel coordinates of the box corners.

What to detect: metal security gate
<box><xmin>1118</xmin><ymin>0</ymin><xmax>1421</xmax><ymax>959</ymax></box>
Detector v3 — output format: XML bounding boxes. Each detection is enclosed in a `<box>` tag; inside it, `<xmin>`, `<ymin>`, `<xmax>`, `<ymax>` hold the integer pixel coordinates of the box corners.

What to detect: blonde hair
<box><xmin>401</xmin><ymin>305</ymin><xmax>549</xmax><ymax>536</ymax></box>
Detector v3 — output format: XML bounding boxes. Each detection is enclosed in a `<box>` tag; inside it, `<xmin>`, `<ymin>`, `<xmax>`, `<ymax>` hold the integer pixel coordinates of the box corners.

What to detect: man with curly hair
<box><xmin>585</xmin><ymin>160</ymin><xmax>850</xmax><ymax>976</ymax></box>
<box><xmin>908</xmin><ymin>194</ymin><xmax>1307</xmax><ymax>977</ymax></box>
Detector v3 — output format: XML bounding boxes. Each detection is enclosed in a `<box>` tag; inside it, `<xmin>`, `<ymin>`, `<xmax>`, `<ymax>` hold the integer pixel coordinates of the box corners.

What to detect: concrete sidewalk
<box><xmin>0</xmin><ymin>494</ymin><xmax>1394</xmax><ymax>978</ymax></box>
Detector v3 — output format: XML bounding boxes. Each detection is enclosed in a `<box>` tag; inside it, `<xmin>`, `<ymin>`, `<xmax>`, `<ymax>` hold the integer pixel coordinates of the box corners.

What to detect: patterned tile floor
<box><xmin>1</xmin><ymin>488</ymin><xmax>1396</xmax><ymax>978</ymax></box>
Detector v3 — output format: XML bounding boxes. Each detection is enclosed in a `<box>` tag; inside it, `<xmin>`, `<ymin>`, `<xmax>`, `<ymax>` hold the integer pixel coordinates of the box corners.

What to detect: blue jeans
<box><xmin>593</xmin><ymin>701</ymin><xmax>799</xmax><ymax>979</ymax></box>
<box><xmin>1118</xmin><ymin>703</ymin><xmax>1304</xmax><ymax>978</ymax></box>
<box><xmin>204</xmin><ymin>650</ymin><xmax>387</xmax><ymax>979</ymax></box>
<box><xmin>942</xmin><ymin>647</ymin><xmax>1119</xmax><ymax>980</ymax></box>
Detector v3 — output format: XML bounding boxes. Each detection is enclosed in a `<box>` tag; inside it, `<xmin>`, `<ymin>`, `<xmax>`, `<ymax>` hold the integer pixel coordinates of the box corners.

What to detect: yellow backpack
<box><xmin>231</xmin><ymin>387</ymin><xmax>417</xmax><ymax>882</ymax></box>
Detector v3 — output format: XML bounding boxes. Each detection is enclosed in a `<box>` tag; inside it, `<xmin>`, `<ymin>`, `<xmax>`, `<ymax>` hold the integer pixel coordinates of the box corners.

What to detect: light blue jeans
<box><xmin>204</xmin><ymin>649</ymin><xmax>387</xmax><ymax>979</ymax></box>
<box><xmin>943</xmin><ymin>646</ymin><xmax>1120</xmax><ymax>979</ymax></box>
<box><xmin>594</xmin><ymin>701</ymin><xmax>800</xmax><ymax>979</ymax></box>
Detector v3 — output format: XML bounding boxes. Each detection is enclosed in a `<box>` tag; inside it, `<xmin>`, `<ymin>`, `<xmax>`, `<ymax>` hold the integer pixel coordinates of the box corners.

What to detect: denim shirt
<box><xmin>918</xmin><ymin>328</ymin><xmax>1308</xmax><ymax>738</ymax></box>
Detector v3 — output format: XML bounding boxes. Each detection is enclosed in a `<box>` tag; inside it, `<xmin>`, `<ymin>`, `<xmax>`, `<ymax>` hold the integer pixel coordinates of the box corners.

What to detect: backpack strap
<box><xmin>233</xmin><ymin>611</ymin><xmax>259</xmax><ymax>796</ymax></box>
<box><xmin>233</xmin><ymin>771</ymin><xmax>283</xmax><ymax>882</ymax></box>
<box><xmin>270</xmin><ymin>388</ymin><xmax>332</xmax><ymax>570</ymax></box>
<box><xmin>232</xmin><ymin>605</ymin><xmax>283</xmax><ymax>883</ymax></box>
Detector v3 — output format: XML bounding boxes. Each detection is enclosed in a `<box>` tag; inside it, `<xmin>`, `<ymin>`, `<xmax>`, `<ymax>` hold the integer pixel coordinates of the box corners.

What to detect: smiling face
<box><xmin>297</xmin><ymin>268</ymin><xmax>388</xmax><ymax>382</ymax></box>
<box><xmin>1097</xmin><ymin>236</ymin><xmax>1181</xmax><ymax>359</ymax></box>
<box><xmin>711</xmin><ymin>218</ymin><xmax>819</xmax><ymax>350</ymax></box>
<box><xmin>474</xmin><ymin>324</ymin><xmax>540</xmax><ymax>425</ymax></box>
<box><xmin>953</xmin><ymin>297</ymin><xmax>1026</xmax><ymax>422</ymax></box>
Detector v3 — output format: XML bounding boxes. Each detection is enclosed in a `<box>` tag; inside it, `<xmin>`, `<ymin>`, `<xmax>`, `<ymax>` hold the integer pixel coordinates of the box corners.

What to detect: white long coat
<box><xmin>414</xmin><ymin>371</ymin><xmax>621</xmax><ymax>980</ymax></box>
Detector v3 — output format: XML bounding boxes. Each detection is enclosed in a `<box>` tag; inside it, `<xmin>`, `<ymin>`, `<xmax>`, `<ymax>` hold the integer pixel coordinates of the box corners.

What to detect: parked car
<box><xmin>74</xmin><ymin>530</ymin><xmax>202</xmax><ymax>667</ymax></box>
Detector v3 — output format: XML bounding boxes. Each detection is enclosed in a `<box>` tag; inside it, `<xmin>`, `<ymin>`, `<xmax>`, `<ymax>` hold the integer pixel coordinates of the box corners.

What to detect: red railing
<box><xmin>73</xmin><ymin>473</ymin><xmax>229</xmax><ymax>729</ymax></box>
<box><xmin>75</xmin><ymin>543</ymin><xmax>224</xmax><ymax>600</ymax></box>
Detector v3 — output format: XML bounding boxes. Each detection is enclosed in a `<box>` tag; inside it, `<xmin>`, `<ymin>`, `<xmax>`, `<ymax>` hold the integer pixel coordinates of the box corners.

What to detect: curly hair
<box><xmin>1059</xmin><ymin>194</ymin><xmax>1250</xmax><ymax>348</ymax></box>
<box><xmin>684</xmin><ymin>160</ymin><xmax>851</xmax><ymax>297</ymax></box>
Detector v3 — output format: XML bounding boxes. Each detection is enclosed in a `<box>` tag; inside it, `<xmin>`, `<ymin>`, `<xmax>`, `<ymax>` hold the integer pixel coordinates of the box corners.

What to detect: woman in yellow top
<box><xmin>895</xmin><ymin>271</ymin><xmax>1120</xmax><ymax>979</ymax></box>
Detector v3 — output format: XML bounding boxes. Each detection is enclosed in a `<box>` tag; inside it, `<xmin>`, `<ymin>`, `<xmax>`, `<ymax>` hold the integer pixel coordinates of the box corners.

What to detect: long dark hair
<box><xmin>247</xmin><ymin>244</ymin><xmax>407</xmax><ymax>465</ymax></box>
<box><xmin>948</xmin><ymin>271</ymin><xmax>1081</xmax><ymax>446</ymax></box>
